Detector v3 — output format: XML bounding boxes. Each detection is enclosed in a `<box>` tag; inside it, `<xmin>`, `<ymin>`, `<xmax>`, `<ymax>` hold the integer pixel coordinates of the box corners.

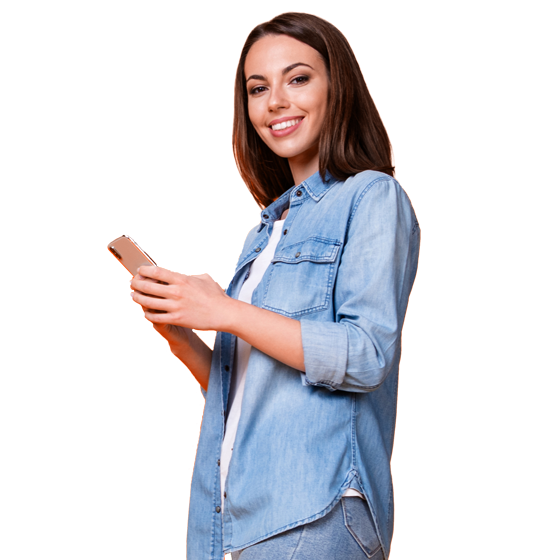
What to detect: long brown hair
<box><xmin>233</xmin><ymin>12</ymin><xmax>394</xmax><ymax>208</ymax></box>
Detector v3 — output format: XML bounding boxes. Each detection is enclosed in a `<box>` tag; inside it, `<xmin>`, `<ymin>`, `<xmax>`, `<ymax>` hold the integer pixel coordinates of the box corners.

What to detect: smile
<box><xmin>268</xmin><ymin>117</ymin><xmax>305</xmax><ymax>138</ymax></box>
<box><xmin>270</xmin><ymin>118</ymin><xmax>303</xmax><ymax>131</ymax></box>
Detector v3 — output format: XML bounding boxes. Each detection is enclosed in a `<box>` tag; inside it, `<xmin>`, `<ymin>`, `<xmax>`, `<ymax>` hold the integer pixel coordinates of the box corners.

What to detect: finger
<box><xmin>144</xmin><ymin>309</ymin><xmax>171</xmax><ymax>325</ymax></box>
<box><xmin>132</xmin><ymin>291</ymin><xmax>173</xmax><ymax>312</ymax></box>
<box><xmin>131</xmin><ymin>276</ymin><xmax>170</xmax><ymax>298</ymax></box>
<box><xmin>142</xmin><ymin>308</ymin><xmax>167</xmax><ymax>321</ymax></box>
<box><xmin>137</xmin><ymin>290</ymin><xmax>165</xmax><ymax>299</ymax></box>
<box><xmin>137</xmin><ymin>266</ymin><xmax>176</xmax><ymax>284</ymax></box>
<box><xmin>137</xmin><ymin>274</ymin><xmax>163</xmax><ymax>284</ymax></box>
<box><xmin>140</xmin><ymin>304</ymin><xmax>168</xmax><ymax>312</ymax></box>
<box><xmin>136</xmin><ymin>265</ymin><xmax>157</xmax><ymax>278</ymax></box>
<box><xmin>141</xmin><ymin>305</ymin><xmax>167</xmax><ymax>314</ymax></box>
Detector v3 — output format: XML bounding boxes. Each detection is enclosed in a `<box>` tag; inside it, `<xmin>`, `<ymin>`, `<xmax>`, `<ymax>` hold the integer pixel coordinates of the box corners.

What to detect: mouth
<box><xmin>268</xmin><ymin>117</ymin><xmax>304</xmax><ymax>137</ymax></box>
<box><xmin>270</xmin><ymin>117</ymin><xmax>303</xmax><ymax>131</ymax></box>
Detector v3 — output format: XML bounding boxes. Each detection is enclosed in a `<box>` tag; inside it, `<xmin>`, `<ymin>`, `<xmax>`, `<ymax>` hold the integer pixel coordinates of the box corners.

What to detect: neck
<box><xmin>288</xmin><ymin>150</ymin><xmax>320</xmax><ymax>186</ymax></box>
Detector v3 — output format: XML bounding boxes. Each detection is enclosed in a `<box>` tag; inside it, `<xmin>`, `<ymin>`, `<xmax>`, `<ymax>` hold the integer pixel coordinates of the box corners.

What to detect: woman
<box><xmin>131</xmin><ymin>12</ymin><xmax>420</xmax><ymax>560</ymax></box>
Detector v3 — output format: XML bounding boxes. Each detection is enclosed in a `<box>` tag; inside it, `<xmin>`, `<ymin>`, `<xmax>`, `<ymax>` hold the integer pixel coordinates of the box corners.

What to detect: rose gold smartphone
<box><xmin>107</xmin><ymin>235</ymin><xmax>157</xmax><ymax>276</ymax></box>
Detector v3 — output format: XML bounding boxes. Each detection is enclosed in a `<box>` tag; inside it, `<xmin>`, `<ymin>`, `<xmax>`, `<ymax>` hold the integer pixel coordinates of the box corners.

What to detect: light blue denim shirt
<box><xmin>187</xmin><ymin>170</ymin><xmax>420</xmax><ymax>559</ymax></box>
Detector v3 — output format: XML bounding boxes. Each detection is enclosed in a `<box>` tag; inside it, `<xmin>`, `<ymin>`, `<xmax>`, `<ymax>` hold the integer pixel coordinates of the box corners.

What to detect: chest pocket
<box><xmin>262</xmin><ymin>236</ymin><xmax>341</xmax><ymax>318</ymax></box>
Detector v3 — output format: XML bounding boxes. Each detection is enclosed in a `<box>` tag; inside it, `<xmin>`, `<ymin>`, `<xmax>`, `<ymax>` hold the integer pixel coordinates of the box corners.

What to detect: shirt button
<box><xmin>283</xmin><ymin>229</ymin><xmax>288</xmax><ymax>235</ymax></box>
<box><xmin>224</xmin><ymin>492</ymin><xmax>227</xmax><ymax>498</ymax></box>
<box><xmin>295</xmin><ymin>252</ymin><xmax>301</xmax><ymax>258</ymax></box>
<box><xmin>296</xmin><ymin>190</ymin><xmax>302</xmax><ymax>196</ymax></box>
<box><xmin>216</xmin><ymin>506</ymin><xmax>221</xmax><ymax>513</ymax></box>
<box><xmin>263</xmin><ymin>214</ymin><xmax>269</xmax><ymax>219</ymax></box>
<box><xmin>224</xmin><ymin>365</ymin><xmax>230</xmax><ymax>372</ymax></box>
<box><xmin>217</xmin><ymin>459</ymin><xmax>220</xmax><ymax>466</ymax></box>
<box><xmin>255</xmin><ymin>247</ymin><xmax>261</xmax><ymax>252</ymax></box>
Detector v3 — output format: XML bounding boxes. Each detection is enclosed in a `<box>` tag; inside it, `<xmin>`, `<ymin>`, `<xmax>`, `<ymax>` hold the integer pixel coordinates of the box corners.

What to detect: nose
<box><xmin>268</xmin><ymin>84</ymin><xmax>289</xmax><ymax>112</ymax></box>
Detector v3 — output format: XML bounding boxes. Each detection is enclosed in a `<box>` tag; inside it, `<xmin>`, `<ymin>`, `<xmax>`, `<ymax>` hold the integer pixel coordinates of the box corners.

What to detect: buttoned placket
<box><xmin>221</xmin><ymin>189</ymin><xmax>303</xmax><ymax>528</ymax></box>
<box><xmin>270</xmin><ymin>189</ymin><xmax>303</xmax><ymax>255</ymax></box>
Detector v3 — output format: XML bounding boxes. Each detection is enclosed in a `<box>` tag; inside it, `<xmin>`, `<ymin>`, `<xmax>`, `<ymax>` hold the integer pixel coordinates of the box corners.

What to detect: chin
<box><xmin>266</xmin><ymin>142</ymin><xmax>310</xmax><ymax>160</ymax></box>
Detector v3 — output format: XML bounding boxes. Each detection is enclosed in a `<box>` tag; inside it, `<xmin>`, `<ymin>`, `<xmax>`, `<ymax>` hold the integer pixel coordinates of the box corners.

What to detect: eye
<box><xmin>249</xmin><ymin>85</ymin><xmax>267</xmax><ymax>96</ymax></box>
<box><xmin>290</xmin><ymin>75</ymin><xmax>309</xmax><ymax>85</ymax></box>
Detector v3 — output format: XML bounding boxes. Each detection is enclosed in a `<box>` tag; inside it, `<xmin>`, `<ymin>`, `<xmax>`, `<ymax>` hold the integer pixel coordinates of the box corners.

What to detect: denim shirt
<box><xmin>187</xmin><ymin>170</ymin><xmax>420</xmax><ymax>560</ymax></box>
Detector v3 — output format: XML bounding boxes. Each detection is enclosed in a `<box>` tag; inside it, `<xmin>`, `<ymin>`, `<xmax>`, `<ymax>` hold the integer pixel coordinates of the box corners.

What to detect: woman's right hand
<box><xmin>130</xmin><ymin>276</ymin><xmax>194</xmax><ymax>348</ymax></box>
<box><xmin>131</xmin><ymin>272</ymin><xmax>212</xmax><ymax>391</ymax></box>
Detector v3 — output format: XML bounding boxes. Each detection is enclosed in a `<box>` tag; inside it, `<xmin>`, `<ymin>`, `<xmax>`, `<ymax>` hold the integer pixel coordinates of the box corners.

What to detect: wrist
<box><xmin>218</xmin><ymin>296</ymin><xmax>244</xmax><ymax>335</ymax></box>
<box><xmin>161</xmin><ymin>326</ymin><xmax>194</xmax><ymax>356</ymax></box>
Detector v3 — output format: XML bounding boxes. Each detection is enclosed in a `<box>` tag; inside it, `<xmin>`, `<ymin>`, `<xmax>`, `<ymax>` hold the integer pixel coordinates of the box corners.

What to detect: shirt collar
<box><xmin>259</xmin><ymin>170</ymin><xmax>336</xmax><ymax>225</ymax></box>
<box><xmin>300</xmin><ymin>169</ymin><xmax>335</xmax><ymax>202</ymax></box>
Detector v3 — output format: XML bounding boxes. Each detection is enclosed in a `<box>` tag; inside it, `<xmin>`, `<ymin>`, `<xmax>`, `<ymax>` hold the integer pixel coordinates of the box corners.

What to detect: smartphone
<box><xmin>107</xmin><ymin>235</ymin><xmax>157</xmax><ymax>276</ymax></box>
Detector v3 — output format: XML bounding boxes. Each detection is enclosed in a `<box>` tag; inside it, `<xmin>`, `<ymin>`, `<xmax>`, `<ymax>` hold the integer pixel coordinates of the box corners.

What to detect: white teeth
<box><xmin>271</xmin><ymin>118</ymin><xmax>302</xmax><ymax>131</ymax></box>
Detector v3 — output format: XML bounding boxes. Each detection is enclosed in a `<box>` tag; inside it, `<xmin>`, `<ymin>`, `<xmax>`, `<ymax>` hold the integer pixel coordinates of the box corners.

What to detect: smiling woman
<box><xmin>129</xmin><ymin>11</ymin><xmax>420</xmax><ymax>560</ymax></box>
<box><xmin>244</xmin><ymin>35</ymin><xmax>329</xmax><ymax>183</ymax></box>
<box><xmin>233</xmin><ymin>13</ymin><xmax>395</xmax><ymax>209</ymax></box>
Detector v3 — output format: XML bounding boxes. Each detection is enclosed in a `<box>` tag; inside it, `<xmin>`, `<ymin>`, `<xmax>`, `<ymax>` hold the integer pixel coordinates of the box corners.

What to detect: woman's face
<box><xmin>245</xmin><ymin>34</ymin><xmax>329</xmax><ymax>169</ymax></box>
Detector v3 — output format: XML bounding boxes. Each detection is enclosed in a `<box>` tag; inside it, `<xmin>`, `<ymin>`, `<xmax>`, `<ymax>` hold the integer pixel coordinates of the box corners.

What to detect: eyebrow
<box><xmin>246</xmin><ymin>62</ymin><xmax>314</xmax><ymax>83</ymax></box>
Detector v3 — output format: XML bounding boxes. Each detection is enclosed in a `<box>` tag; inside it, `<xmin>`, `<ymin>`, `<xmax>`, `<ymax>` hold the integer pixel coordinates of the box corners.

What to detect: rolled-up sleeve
<box><xmin>300</xmin><ymin>178</ymin><xmax>420</xmax><ymax>392</ymax></box>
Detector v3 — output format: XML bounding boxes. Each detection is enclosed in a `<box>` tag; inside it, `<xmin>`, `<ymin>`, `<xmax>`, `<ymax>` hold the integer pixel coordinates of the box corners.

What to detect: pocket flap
<box><xmin>272</xmin><ymin>236</ymin><xmax>341</xmax><ymax>264</ymax></box>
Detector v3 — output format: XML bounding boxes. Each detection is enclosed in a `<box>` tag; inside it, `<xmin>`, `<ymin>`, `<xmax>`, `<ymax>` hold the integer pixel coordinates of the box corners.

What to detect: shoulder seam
<box><xmin>345</xmin><ymin>176</ymin><xmax>398</xmax><ymax>237</ymax></box>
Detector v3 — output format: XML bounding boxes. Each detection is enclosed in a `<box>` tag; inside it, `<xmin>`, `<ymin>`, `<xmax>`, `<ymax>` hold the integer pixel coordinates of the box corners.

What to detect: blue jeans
<box><xmin>231</xmin><ymin>498</ymin><xmax>384</xmax><ymax>560</ymax></box>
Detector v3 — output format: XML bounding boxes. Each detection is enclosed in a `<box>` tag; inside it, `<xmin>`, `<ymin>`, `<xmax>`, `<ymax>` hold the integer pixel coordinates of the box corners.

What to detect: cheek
<box><xmin>314</xmin><ymin>80</ymin><xmax>329</xmax><ymax>122</ymax></box>
<box><xmin>310</xmin><ymin>96</ymin><xmax>328</xmax><ymax>132</ymax></box>
<box><xmin>248</xmin><ymin>103</ymin><xmax>264</xmax><ymax>133</ymax></box>
<box><xmin>247</xmin><ymin>96</ymin><xmax>267</xmax><ymax>125</ymax></box>
<box><xmin>247</xmin><ymin>103</ymin><xmax>270</xmax><ymax>145</ymax></box>
<box><xmin>247</xmin><ymin>103</ymin><xmax>257</xmax><ymax>129</ymax></box>
<box><xmin>302</xmin><ymin>87</ymin><xmax>328</xmax><ymax>126</ymax></box>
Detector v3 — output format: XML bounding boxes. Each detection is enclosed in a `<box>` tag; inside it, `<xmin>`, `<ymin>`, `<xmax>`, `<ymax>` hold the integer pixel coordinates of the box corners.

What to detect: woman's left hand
<box><xmin>131</xmin><ymin>266</ymin><xmax>230</xmax><ymax>331</ymax></box>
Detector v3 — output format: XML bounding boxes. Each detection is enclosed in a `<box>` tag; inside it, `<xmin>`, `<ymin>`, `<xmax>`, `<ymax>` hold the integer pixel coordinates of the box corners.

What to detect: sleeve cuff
<box><xmin>300</xmin><ymin>320</ymin><xmax>348</xmax><ymax>390</ymax></box>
